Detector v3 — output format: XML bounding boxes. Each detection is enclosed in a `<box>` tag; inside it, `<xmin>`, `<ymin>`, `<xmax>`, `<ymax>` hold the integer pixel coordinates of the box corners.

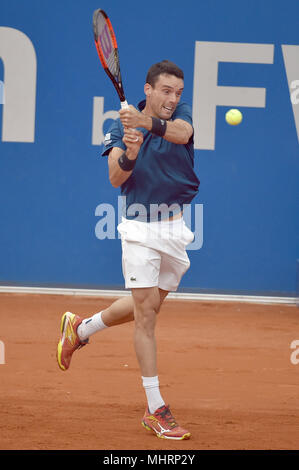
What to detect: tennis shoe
<box><xmin>57</xmin><ymin>311</ymin><xmax>88</xmax><ymax>371</ymax></box>
<box><xmin>142</xmin><ymin>404</ymin><xmax>191</xmax><ymax>440</ymax></box>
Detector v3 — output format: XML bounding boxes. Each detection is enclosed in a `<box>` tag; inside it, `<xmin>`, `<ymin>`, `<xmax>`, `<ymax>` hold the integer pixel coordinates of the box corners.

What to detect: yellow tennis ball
<box><xmin>225</xmin><ymin>108</ymin><xmax>243</xmax><ymax>125</ymax></box>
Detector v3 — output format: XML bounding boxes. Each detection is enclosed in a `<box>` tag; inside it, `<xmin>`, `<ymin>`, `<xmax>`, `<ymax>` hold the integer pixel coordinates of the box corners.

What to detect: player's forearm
<box><xmin>109</xmin><ymin>164</ymin><xmax>132</xmax><ymax>188</ymax></box>
<box><xmin>162</xmin><ymin>120</ymin><xmax>191</xmax><ymax>145</ymax></box>
<box><xmin>139</xmin><ymin>114</ymin><xmax>191</xmax><ymax>145</ymax></box>
<box><xmin>108</xmin><ymin>149</ymin><xmax>137</xmax><ymax>188</ymax></box>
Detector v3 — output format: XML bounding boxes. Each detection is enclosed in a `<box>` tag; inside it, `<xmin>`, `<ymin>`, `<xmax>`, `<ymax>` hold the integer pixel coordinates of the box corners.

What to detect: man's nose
<box><xmin>169</xmin><ymin>93</ymin><xmax>177</xmax><ymax>104</ymax></box>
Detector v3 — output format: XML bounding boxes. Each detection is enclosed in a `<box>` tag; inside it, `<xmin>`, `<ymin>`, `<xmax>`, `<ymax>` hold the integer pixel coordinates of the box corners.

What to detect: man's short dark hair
<box><xmin>146</xmin><ymin>60</ymin><xmax>184</xmax><ymax>87</ymax></box>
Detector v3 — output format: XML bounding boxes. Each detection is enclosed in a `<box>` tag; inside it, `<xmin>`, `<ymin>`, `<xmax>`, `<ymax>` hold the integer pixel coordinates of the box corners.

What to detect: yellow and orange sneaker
<box><xmin>56</xmin><ymin>312</ymin><xmax>88</xmax><ymax>371</ymax></box>
<box><xmin>142</xmin><ymin>405</ymin><xmax>191</xmax><ymax>440</ymax></box>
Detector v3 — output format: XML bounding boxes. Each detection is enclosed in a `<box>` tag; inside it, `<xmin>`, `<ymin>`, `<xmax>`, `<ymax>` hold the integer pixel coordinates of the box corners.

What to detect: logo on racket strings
<box><xmin>100</xmin><ymin>24</ymin><xmax>112</xmax><ymax>60</ymax></box>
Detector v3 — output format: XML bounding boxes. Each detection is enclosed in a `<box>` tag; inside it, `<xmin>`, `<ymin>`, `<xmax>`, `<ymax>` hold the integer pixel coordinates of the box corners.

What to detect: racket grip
<box><xmin>121</xmin><ymin>100</ymin><xmax>129</xmax><ymax>109</ymax></box>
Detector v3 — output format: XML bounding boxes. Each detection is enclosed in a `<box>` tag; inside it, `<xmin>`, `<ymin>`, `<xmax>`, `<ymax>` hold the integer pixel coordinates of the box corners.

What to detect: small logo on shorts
<box><xmin>130</xmin><ymin>276</ymin><xmax>137</xmax><ymax>281</ymax></box>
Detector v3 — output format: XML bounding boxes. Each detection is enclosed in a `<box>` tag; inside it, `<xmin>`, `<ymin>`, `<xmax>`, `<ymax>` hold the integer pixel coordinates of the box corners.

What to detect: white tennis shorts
<box><xmin>117</xmin><ymin>216</ymin><xmax>194</xmax><ymax>292</ymax></box>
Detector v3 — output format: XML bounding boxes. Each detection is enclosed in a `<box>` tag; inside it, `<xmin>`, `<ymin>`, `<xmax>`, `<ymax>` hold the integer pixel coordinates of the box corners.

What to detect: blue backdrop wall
<box><xmin>0</xmin><ymin>0</ymin><xmax>298</xmax><ymax>295</ymax></box>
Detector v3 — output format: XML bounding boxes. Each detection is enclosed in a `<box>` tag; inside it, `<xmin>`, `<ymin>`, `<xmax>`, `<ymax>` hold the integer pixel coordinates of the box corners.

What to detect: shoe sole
<box><xmin>56</xmin><ymin>312</ymin><xmax>70</xmax><ymax>371</ymax></box>
<box><xmin>141</xmin><ymin>420</ymin><xmax>191</xmax><ymax>440</ymax></box>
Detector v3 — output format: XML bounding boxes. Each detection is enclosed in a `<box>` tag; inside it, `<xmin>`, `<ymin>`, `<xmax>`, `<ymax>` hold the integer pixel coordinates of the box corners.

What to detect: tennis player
<box><xmin>57</xmin><ymin>60</ymin><xmax>199</xmax><ymax>440</ymax></box>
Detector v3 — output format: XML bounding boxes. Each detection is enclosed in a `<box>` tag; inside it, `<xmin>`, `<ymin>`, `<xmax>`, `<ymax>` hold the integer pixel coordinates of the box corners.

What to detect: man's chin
<box><xmin>160</xmin><ymin>109</ymin><xmax>174</xmax><ymax>120</ymax></box>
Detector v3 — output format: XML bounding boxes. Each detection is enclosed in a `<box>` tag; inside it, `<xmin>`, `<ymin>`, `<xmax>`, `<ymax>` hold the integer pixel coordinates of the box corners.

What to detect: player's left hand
<box><xmin>119</xmin><ymin>105</ymin><xmax>143</xmax><ymax>129</ymax></box>
<box><xmin>122</xmin><ymin>127</ymin><xmax>143</xmax><ymax>154</ymax></box>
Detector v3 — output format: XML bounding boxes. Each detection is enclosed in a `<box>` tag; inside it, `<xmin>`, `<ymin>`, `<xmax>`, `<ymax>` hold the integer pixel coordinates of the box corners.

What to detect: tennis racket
<box><xmin>93</xmin><ymin>9</ymin><xmax>128</xmax><ymax>109</ymax></box>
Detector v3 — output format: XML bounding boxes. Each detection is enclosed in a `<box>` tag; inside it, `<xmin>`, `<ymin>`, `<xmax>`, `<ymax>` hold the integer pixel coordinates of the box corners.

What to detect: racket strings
<box><xmin>96</xmin><ymin>17</ymin><xmax>119</xmax><ymax>78</ymax></box>
<box><xmin>107</xmin><ymin>51</ymin><xmax>118</xmax><ymax>76</ymax></box>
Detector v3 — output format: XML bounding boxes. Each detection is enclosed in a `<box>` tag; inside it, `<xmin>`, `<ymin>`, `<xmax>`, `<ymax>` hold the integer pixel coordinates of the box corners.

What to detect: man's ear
<box><xmin>144</xmin><ymin>83</ymin><xmax>152</xmax><ymax>97</ymax></box>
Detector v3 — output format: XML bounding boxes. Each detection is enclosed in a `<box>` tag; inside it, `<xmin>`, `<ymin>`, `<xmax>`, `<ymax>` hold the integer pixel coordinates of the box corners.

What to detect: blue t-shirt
<box><xmin>102</xmin><ymin>100</ymin><xmax>200</xmax><ymax>222</ymax></box>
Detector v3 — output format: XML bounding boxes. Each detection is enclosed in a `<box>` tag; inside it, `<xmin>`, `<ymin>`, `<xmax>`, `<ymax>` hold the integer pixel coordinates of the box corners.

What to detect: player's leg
<box><xmin>78</xmin><ymin>287</ymin><xmax>168</xmax><ymax>336</ymax></box>
<box><xmin>56</xmin><ymin>289</ymin><xmax>168</xmax><ymax>371</ymax></box>
<box><xmin>101</xmin><ymin>287</ymin><xmax>168</xmax><ymax>326</ymax></box>
<box><xmin>76</xmin><ymin>295</ymin><xmax>134</xmax><ymax>341</ymax></box>
<box><xmin>132</xmin><ymin>286</ymin><xmax>168</xmax><ymax>415</ymax></box>
<box><xmin>101</xmin><ymin>295</ymin><xmax>134</xmax><ymax>326</ymax></box>
<box><xmin>132</xmin><ymin>285</ymin><xmax>191</xmax><ymax>440</ymax></box>
<box><xmin>132</xmin><ymin>286</ymin><xmax>168</xmax><ymax>377</ymax></box>
<box><xmin>140</xmin><ymin>219</ymin><xmax>193</xmax><ymax>440</ymax></box>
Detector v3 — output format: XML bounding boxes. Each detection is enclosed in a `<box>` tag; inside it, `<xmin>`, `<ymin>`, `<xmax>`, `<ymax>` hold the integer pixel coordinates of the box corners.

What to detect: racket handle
<box><xmin>121</xmin><ymin>100</ymin><xmax>129</xmax><ymax>109</ymax></box>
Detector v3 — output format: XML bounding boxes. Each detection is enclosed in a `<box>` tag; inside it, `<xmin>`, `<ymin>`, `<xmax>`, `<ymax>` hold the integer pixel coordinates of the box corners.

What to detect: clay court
<box><xmin>0</xmin><ymin>292</ymin><xmax>298</xmax><ymax>450</ymax></box>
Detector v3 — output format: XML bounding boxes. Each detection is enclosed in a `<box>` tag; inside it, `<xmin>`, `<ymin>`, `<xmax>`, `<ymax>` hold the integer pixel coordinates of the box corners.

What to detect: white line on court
<box><xmin>0</xmin><ymin>285</ymin><xmax>296</xmax><ymax>305</ymax></box>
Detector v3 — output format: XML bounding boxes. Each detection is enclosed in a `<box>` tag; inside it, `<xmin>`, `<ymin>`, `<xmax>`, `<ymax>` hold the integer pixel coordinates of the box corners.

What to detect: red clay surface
<box><xmin>0</xmin><ymin>292</ymin><xmax>298</xmax><ymax>450</ymax></box>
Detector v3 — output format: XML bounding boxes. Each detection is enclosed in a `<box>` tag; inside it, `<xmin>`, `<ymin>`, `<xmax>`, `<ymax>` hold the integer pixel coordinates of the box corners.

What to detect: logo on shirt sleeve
<box><xmin>104</xmin><ymin>133</ymin><xmax>112</xmax><ymax>146</ymax></box>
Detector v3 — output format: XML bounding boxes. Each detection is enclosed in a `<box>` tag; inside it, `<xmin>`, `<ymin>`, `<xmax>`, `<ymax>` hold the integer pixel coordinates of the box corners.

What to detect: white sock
<box><xmin>142</xmin><ymin>376</ymin><xmax>165</xmax><ymax>414</ymax></box>
<box><xmin>77</xmin><ymin>311</ymin><xmax>108</xmax><ymax>341</ymax></box>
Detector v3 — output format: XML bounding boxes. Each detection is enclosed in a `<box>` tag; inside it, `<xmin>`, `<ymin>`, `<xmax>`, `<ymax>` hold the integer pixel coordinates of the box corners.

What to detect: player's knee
<box><xmin>133</xmin><ymin>289</ymin><xmax>160</xmax><ymax>333</ymax></box>
<box><xmin>132</xmin><ymin>287</ymin><xmax>160</xmax><ymax>314</ymax></box>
